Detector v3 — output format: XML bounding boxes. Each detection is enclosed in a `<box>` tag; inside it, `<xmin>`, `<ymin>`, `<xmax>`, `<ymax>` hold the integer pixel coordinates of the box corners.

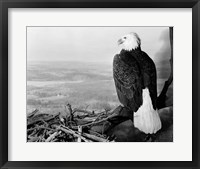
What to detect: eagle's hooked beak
<box><xmin>118</xmin><ymin>38</ymin><xmax>124</xmax><ymax>45</ymax></box>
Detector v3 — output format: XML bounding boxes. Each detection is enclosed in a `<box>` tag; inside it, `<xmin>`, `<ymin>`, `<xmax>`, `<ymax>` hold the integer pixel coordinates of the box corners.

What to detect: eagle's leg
<box><xmin>144</xmin><ymin>134</ymin><xmax>156</xmax><ymax>142</ymax></box>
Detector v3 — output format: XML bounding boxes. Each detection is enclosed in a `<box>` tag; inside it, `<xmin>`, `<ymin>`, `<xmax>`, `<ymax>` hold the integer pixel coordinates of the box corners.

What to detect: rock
<box><xmin>106</xmin><ymin>120</ymin><xmax>146</xmax><ymax>142</ymax></box>
<box><xmin>158</xmin><ymin>106</ymin><xmax>173</xmax><ymax>131</ymax></box>
<box><xmin>90</xmin><ymin>121</ymin><xmax>112</xmax><ymax>134</ymax></box>
<box><xmin>155</xmin><ymin>125</ymin><xmax>173</xmax><ymax>142</ymax></box>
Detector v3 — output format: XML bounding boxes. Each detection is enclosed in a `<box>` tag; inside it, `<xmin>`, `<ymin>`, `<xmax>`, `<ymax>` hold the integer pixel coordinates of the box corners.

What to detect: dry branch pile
<box><xmin>27</xmin><ymin>104</ymin><xmax>118</xmax><ymax>142</ymax></box>
<box><xmin>27</xmin><ymin>104</ymin><xmax>173</xmax><ymax>142</ymax></box>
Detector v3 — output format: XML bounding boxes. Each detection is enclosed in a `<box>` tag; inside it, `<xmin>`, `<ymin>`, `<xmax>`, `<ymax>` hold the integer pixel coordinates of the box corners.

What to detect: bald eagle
<box><xmin>113</xmin><ymin>32</ymin><xmax>162</xmax><ymax>134</ymax></box>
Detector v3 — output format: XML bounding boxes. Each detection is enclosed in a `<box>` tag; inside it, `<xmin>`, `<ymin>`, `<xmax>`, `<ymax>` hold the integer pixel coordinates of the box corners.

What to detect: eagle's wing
<box><xmin>113</xmin><ymin>54</ymin><xmax>143</xmax><ymax>112</ymax></box>
<box><xmin>140</xmin><ymin>51</ymin><xmax>157</xmax><ymax>110</ymax></box>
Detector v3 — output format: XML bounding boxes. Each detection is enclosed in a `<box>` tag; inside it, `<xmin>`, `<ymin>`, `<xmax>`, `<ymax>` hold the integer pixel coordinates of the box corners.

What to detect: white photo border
<box><xmin>8</xmin><ymin>8</ymin><xmax>192</xmax><ymax>161</ymax></box>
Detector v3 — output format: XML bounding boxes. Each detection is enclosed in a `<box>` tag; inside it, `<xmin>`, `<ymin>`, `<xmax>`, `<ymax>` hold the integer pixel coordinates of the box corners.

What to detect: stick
<box><xmin>157</xmin><ymin>27</ymin><xmax>173</xmax><ymax>109</ymax></box>
<box><xmin>27</xmin><ymin>126</ymin><xmax>56</xmax><ymax>132</ymax></box>
<box><xmin>82</xmin><ymin>132</ymin><xmax>108</xmax><ymax>142</ymax></box>
<box><xmin>28</xmin><ymin>136</ymin><xmax>40</xmax><ymax>142</ymax></box>
<box><xmin>77</xmin><ymin>113</ymin><xmax>117</xmax><ymax>128</ymax></box>
<box><xmin>58</xmin><ymin>126</ymin><xmax>90</xmax><ymax>142</ymax></box>
<box><xmin>66</xmin><ymin>103</ymin><xmax>73</xmax><ymax>121</ymax></box>
<box><xmin>27</xmin><ymin>112</ymin><xmax>60</xmax><ymax>126</ymax></box>
<box><xmin>61</xmin><ymin>125</ymin><xmax>108</xmax><ymax>142</ymax></box>
<box><xmin>77</xmin><ymin>126</ymin><xmax>82</xmax><ymax>142</ymax></box>
<box><xmin>73</xmin><ymin>108</ymin><xmax>94</xmax><ymax>115</ymax></box>
<box><xmin>88</xmin><ymin>130</ymin><xmax>106</xmax><ymax>138</ymax></box>
<box><xmin>45</xmin><ymin>131</ymin><xmax>58</xmax><ymax>142</ymax></box>
<box><xmin>27</xmin><ymin>109</ymin><xmax>39</xmax><ymax>118</ymax></box>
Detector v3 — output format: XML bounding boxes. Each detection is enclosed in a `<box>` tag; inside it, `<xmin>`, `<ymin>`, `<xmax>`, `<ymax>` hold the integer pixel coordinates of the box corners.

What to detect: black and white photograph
<box><xmin>27</xmin><ymin>27</ymin><xmax>173</xmax><ymax>142</ymax></box>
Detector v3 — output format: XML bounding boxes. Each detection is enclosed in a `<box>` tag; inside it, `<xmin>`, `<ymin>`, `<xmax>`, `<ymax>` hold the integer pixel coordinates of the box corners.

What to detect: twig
<box><xmin>82</xmin><ymin>132</ymin><xmax>109</xmax><ymax>142</ymax></box>
<box><xmin>84</xmin><ymin>105</ymin><xmax>89</xmax><ymax>111</ymax></box>
<box><xmin>61</xmin><ymin>125</ymin><xmax>108</xmax><ymax>142</ymax></box>
<box><xmin>27</xmin><ymin>109</ymin><xmax>39</xmax><ymax>118</ymax></box>
<box><xmin>66</xmin><ymin>103</ymin><xmax>74</xmax><ymax>121</ymax></box>
<box><xmin>88</xmin><ymin>130</ymin><xmax>106</xmax><ymax>138</ymax></box>
<box><xmin>45</xmin><ymin>131</ymin><xmax>58</xmax><ymax>142</ymax></box>
<box><xmin>76</xmin><ymin>113</ymin><xmax>117</xmax><ymax>128</ymax></box>
<box><xmin>157</xmin><ymin>27</ymin><xmax>173</xmax><ymax>109</ymax></box>
<box><xmin>77</xmin><ymin>126</ymin><xmax>82</xmax><ymax>142</ymax></box>
<box><xmin>73</xmin><ymin>108</ymin><xmax>94</xmax><ymax>115</ymax></box>
<box><xmin>93</xmin><ymin>111</ymin><xmax>107</xmax><ymax>122</ymax></box>
<box><xmin>28</xmin><ymin>136</ymin><xmax>40</xmax><ymax>142</ymax></box>
<box><xmin>27</xmin><ymin>126</ymin><xmax>56</xmax><ymax>132</ymax></box>
<box><xmin>27</xmin><ymin>112</ymin><xmax>60</xmax><ymax>126</ymax></box>
<box><xmin>58</xmin><ymin>126</ymin><xmax>90</xmax><ymax>142</ymax></box>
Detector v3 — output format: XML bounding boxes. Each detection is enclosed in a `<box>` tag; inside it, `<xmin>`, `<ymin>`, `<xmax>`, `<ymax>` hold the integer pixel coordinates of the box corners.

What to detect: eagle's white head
<box><xmin>118</xmin><ymin>32</ymin><xmax>141</xmax><ymax>51</ymax></box>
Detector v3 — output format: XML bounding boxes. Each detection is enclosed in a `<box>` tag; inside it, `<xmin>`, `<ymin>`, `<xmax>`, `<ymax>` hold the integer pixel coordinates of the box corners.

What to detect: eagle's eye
<box><xmin>124</xmin><ymin>37</ymin><xmax>127</xmax><ymax>39</ymax></box>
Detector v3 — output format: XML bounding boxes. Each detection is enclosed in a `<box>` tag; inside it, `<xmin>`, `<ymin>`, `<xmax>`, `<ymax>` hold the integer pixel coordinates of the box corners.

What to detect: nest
<box><xmin>27</xmin><ymin>103</ymin><xmax>118</xmax><ymax>142</ymax></box>
<box><xmin>27</xmin><ymin>104</ymin><xmax>173</xmax><ymax>142</ymax></box>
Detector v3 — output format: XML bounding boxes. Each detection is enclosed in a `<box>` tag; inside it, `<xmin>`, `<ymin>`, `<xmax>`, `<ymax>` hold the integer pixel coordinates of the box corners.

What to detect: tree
<box><xmin>157</xmin><ymin>27</ymin><xmax>173</xmax><ymax>109</ymax></box>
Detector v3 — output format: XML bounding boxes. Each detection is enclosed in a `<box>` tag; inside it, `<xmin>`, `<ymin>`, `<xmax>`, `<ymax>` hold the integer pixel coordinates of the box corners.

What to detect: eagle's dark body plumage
<box><xmin>113</xmin><ymin>48</ymin><xmax>157</xmax><ymax>113</ymax></box>
<box><xmin>113</xmin><ymin>32</ymin><xmax>161</xmax><ymax>134</ymax></box>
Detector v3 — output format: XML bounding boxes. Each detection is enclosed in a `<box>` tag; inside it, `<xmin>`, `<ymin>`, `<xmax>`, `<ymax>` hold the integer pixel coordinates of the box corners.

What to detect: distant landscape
<box><xmin>27</xmin><ymin>61</ymin><xmax>173</xmax><ymax>115</ymax></box>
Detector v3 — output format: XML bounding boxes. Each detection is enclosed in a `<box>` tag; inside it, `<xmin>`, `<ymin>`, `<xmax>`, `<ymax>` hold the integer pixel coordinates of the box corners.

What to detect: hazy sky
<box><xmin>27</xmin><ymin>27</ymin><xmax>170</xmax><ymax>64</ymax></box>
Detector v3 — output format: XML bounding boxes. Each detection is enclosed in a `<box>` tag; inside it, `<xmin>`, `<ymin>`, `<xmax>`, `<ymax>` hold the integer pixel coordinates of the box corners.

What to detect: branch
<box><xmin>66</xmin><ymin>103</ymin><xmax>74</xmax><ymax>121</ymax></box>
<box><xmin>27</xmin><ymin>109</ymin><xmax>39</xmax><ymax>118</ymax></box>
<box><xmin>73</xmin><ymin>108</ymin><xmax>95</xmax><ymax>115</ymax></box>
<box><xmin>72</xmin><ymin>112</ymin><xmax>117</xmax><ymax>129</ymax></box>
<box><xmin>157</xmin><ymin>27</ymin><xmax>173</xmax><ymax>109</ymax></box>
<box><xmin>60</xmin><ymin>125</ymin><xmax>109</xmax><ymax>142</ymax></box>
<box><xmin>45</xmin><ymin>131</ymin><xmax>59</xmax><ymax>142</ymax></box>
<box><xmin>27</xmin><ymin>126</ymin><xmax>56</xmax><ymax>132</ymax></box>
<box><xmin>82</xmin><ymin>132</ymin><xmax>109</xmax><ymax>142</ymax></box>
<box><xmin>77</xmin><ymin>126</ymin><xmax>82</xmax><ymax>142</ymax></box>
<box><xmin>58</xmin><ymin>126</ymin><xmax>90</xmax><ymax>142</ymax></box>
<box><xmin>27</xmin><ymin>112</ymin><xmax>60</xmax><ymax>126</ymax></box>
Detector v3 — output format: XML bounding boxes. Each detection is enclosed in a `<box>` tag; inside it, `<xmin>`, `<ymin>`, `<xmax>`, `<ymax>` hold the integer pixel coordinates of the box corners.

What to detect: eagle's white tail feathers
<box><xmin>134</xmin><ymin>88</ymin><xmax>162</xmax><ymax>134</ymax></box>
